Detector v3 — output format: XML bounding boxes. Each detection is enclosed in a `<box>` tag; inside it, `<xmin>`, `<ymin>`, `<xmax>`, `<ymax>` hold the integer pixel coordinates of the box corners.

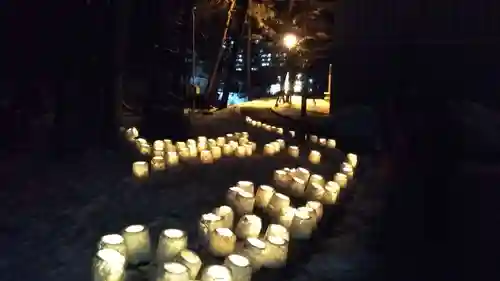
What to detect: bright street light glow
<box><xmin>283</xmin><ymin>33</ymin><xmax>298</xmax><ymax>49</ymax></box>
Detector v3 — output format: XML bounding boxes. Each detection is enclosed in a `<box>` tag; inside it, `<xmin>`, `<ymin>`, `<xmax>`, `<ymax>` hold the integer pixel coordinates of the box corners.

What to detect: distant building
<box><xmin>234</xmin><ymin>39</ymin><xmax>286</xmax><ymax>72</ymax></box>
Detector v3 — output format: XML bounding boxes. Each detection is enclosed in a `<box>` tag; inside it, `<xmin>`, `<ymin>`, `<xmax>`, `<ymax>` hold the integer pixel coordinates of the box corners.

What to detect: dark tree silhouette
<box><xmin>46</xmin><ymin>1</ymin><xmax>133</xmax><ymax>156</ymax></box>
<box><xmin>219</xmin><ymin>0</ymin><xmax>250</xmax><ymax>108</ymax></box>
<box><xmin>139</xmin><ymin>0</ymin><xmax>193</xmax><ymax>141</ymax></box>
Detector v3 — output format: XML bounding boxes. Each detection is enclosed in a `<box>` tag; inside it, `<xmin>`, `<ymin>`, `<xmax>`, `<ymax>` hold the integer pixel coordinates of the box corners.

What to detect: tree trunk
<box><xmin>140</xmin><ymin>0</ymin><xmax>190</xmax><ymax>141</ymax></box>
<box><xmin>51</xmin><ymin>3</ymin><xmax>101</xmax><ymax>156</ymax></box>
<box><xmin>205</xmin><ymin>0</ymin><xmax>237</xmax><ymax>105</ymax></box>
<box><xmin>220</xmin><ymin>2</ymin><xmax>249</xmax><ymax>109</ymax></box>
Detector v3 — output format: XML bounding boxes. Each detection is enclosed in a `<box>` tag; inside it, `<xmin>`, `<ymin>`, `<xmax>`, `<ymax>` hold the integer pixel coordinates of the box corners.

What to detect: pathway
<box><xmin>2</xmin><ymin>108</ymin><xmax>369</xmax><ymax>281</ymax></box>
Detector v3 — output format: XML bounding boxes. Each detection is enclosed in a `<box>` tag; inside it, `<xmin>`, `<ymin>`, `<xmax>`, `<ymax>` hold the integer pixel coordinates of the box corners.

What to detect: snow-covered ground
<box><xmin>2</xmin><ymin>108</ymin><xmax>370</xmax><ymax>281</ymax></box>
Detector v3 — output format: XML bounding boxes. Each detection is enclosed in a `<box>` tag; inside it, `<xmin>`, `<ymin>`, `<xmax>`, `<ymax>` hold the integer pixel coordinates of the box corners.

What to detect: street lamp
<box><xmin>283</xmin><ymin>33</ymin><xmax>298</xmax><ymax>49</ymax></box>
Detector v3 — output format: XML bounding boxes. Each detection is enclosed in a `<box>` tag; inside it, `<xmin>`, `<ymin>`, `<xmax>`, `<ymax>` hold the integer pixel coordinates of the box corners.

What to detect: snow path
<box><xmin>2</xmin><ymin>109</ymin><xmax>348</xmax><ymax>281</ymax></box>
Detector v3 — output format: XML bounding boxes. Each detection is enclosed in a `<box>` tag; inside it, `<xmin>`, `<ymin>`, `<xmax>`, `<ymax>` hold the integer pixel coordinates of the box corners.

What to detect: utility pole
<box><xmin>192</xmin><ymin>6</ymin><xmax>196</xmax><ymax>112</ymax></box>
<box><xmin>327</xmin><ymin>63</ymin><xmax>332</xmax><ymax>97</ymax></box>
<box><xmin>246</xmin><ymin>0</ymin><xmax>252</xmax><ymax>96</ymax></box>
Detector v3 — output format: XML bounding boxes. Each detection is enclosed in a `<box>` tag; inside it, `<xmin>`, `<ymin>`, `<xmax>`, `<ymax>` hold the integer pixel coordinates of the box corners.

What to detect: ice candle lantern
<box><xmin>255</xmin><ymin>185</ymin><xmax>275</xmax><ymax>208</ymax></box>
<box><xmin>289</xmin><ymin>176</ymin><xmax>307</xmax><ymax>197</ymax></box>
<box><xmin>132</xmin><ymin>161</ymin><xmax>149</xmax><ymax>179</ymax></box>
<box><xmin>226</xmin><ymin>186</ymin><xmax>244</xmax><ymax>207</ymax></box>
<box><xmin>93</xmin><ymin>249</ymin><xmax>126</xmax><ymax>281</ymax></box>
<box><xmin>208</xmin><ymin>227</ymin><xmax>237</xmax><ymax>257</ymax></box>
<box><xmin>235</xmin><ymin>215</ymin><xmax>262</xmax><ymax>239</ymax></box>
<box><xmin>327</xmin><ymin>139</ymin><xmax>336</xmax><ymax>148</ymax></box>
<box><xmin>200</xmin><ymin>265</ymin><xmax>232</xmax><ymax>281</ymax></box>
<box><xmin>276</xmin><ymin>139</ymin><xmax>285</xmax><ymax>149</ymax></box>
<box><xmin>306</xmin><ymin>201</ymin><xmax>324</xmax><ymax>221</ymax></box>
<box><xmin>236</xmin><ymin>181</ymin><xmax>254</xmax><ymax>193</ymax></box>
<box><xmin>178</xmin><ymin>148</ymin><xmax>190</xmax><ymax>161</ymax></box>
<box><xmin>222</xmin><ymin>144</ymin><xmax>233</xmax><ymax>156</ymax></box>
<box><xmin>216</xmin><ymin>137</ymin><xmax>226</xmax><ymax>147</ymax></box>
<box><xmin>310</xmin><ymin>135</ymin><xmax>318</xmax><ymax>143</ymax></box>
<box><xmin>346</xmin><ymin>153</ymin><xmax>358</xmax><ymax>167</ymax></box>
<box><xmin>98</xmin><ymin>234</ymin><xmax>126</xmax><ymax>256</ymax></box>
<box><xmin>341</xmin><ymin>162</ymin><xmax>355</xmax><ymax>178</ymax></box>
<box><xmin>277</xmin><ymin>206</ymin><xmax>296</xmax><ymax>228</ymax></box>
<box><xmin>308</xmin><ymin>150</ymin><xmax>321</xmax><ymax>164</ymax></box>
<box><xmin>125</xmin><ymin>127</ymin><xmax>139</xmax><ymax>141</ymax></box>
<box><xmin>322</xmin><ymin>181</ymin><xmax>340</xmax><ymax>204</ymax></box>
<box><xmin>214</xmin><ymin>205</ymin><xmax>234</xmax><ymax>228</ymax></box>
<box><xmin>309</xmin><ymin>174</ymin><xmax>325</xmax><ymax>186</ymax></box>
<box><xmin>241</xmin><ymin>238</ymin><xmax>267</xmax><ymax>271</ymax></box>
<box><xmin>175</xmin><ymin>249</ymin><xmax>202</xmax><ymax>280</ymax></box>
<box><xmin>156</xmin><ymin>229</ymin><xmax>188</xmax><ymax>264</ymax></box>
<box><xmin>211</xmin><ymin>146</ymin><xmax>222</xmax><ymax>160</ymax></box>
<box><xmin>270</xmin><ymin>141</ymin><xmax>280</xmax><ymax>152</ymax></box>
<box><xmin>200</xmin><ymin>150</ymin><xmax>214</xmax><ymax>164</ymax></box>
<box><xmin>235</xmin><ymin>146</ymin><xmax>246</xmax><ymax>158</ymax></box>
<box><xmin>199</xmin><ymin>213</ymin><xmax>224</xmax><ymax>243</ymax></box>
<box><xmin>224</xmin><ymin>254</ymin><xmax>252</xmax><ymax>281</ymax></box>
<box><xmin>263</xmin><ymin>236</ymin><xmax>288</xmax><ymax>268</ymax></box>
<box><xmin>140</xmin><ymin>143</ymin><xmax>151</xmax><ymax>156</ymax></box>
<box><xmin>166</xmin><ymin>152</ymin><xmax>180</xmax><ymax>166</ymax></box>
<box><xmin>334</xmin><ymin>172</ymin><xmax>348</xmax><ymax>188</ymax></box>
<box><xmin>234</xmin><ymin>191</ymin><xmax>255</xmax><ymax>215</ymax></box>
<box><xmin>154</xmin><ymin>140</ymin><xmax>165</xmax><ymax>151</ymax></box>
<box><xmin>273</xmin><ymin>170</ymin><xmax>291</xmax><ymax>189</ymax></box>
<box><xmin>122</xmin><ymin>224</ymin><xmax>151</xmax><ymax>265</ymax></box>
<box><xmin>290</xmin><ymin>209</ymin><xmax>315</xmax><ymax>239</ymax></box>
<box><xmin>263</xmin><ymin>143</ymin><xmax>275</xmax><ymax>156</ymax></box>
<box><xmin>267</xmin><ymin>193</ymin><xmax>291</xmax><ymax>218</ymax></box>
<box><xmin>156</xmin><ymin>262</ymin><xmax>190</xmax><ymax>281</ymax></box>
<box><xmin>288</xmin><ymin>145</ymin><xmax>299</xmax><ymax>158</ymax></box>
<box><xmin>151</xmin><ymin>156</ymin><xmax>166</xmax><ymax>171</ymax></box>
<box><xmin>305</xmin><ymin>182</ymin><xmax>325</xmax><ymax>201</ymax></box>
<box><xmin>264</xmin><ymin>224</ymin><xmax>290</xmax><ymax>242</ymax></box>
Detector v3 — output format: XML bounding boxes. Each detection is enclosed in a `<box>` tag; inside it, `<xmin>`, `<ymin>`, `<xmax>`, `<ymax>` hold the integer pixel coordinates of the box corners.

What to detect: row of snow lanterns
<box><xmin>125</xmin><ymin>127</ymin><xmax>257</xmax><ymax>178</ymax></box>
<box><xmin>245</xmin><ymin>116</ymin><xmax>339</xmax><ymax>164</ymax></box>
<box><xmin>94</xmin><ymin>156</ymin><xmax>358</xmax><ymax>281</ymax></box>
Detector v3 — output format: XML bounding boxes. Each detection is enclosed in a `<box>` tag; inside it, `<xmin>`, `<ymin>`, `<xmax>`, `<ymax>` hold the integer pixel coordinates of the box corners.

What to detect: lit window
<box><xmin>236</xmin><ymin>68</ymin><xmax>242</xmax><ymax>71</ymax></box>
<box><xmin>251</xmin><ymin>67</ymin><xmax>257</xmax><ymax>71</ymax></box>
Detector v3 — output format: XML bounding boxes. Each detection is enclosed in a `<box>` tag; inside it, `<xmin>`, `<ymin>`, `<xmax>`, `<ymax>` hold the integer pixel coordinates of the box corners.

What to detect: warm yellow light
<box><xmin>267</xmin><ymin>193</ymin><xmax>291</xmax><ymax>218</ymax></box>
<box><xmin>93</xmin><ymin>249</ymin><xmax>126</xmax><ymax>281</ymax></box>
<box><xmin>122</xmin><ymin>224</ymin><xmax>151</xmax><ymax>265</ymax></box>
<box><xmin>200</xmin><ymin>265</ymin><xmax>232</xmax><ymax>281</ymax></box>
<box><xmin>236</xmin><ymin>181</ymin><xmax>254</xmax><ymax>193</ymax></box>
<box><xmin>200</xmin><ymin>150</ymin><xmax>214</xmax><ymax>164</ymax></box>
<box><xmin>199</xmin><ymin>213</ymin><xmax>224</xmax><ymax>244</ymax></box>
<box><xmin>175</xmin><ymin>249</ymin><xmax>202</xmax><ymax>280</ymax></box>
<box><xmin>214</xmin><ymin>205</ymin><xmax>234</xmax><ymax>228</ymax></box>
<box><xmin>308</xmin><ymin>150</ymin><xmax>321</xmax><ymax>164</ymax></box>
<box><xmin>263</xmin><ymin>236</ymin><xmax>288</xmax><ymax>268</ymax></box>
<box><xmin>234</xmin><ymin>191</ymin><xmax>255</xmax><ymax>215</ymax></box>
<box><xmin>209</xmin><ymin>227</ymin><xmax>236</xmax><ymax>257</ymax></box>
<box><xmin>157</xmin><ymin>262</ymin><xmax>190</xmax><ymax>281</ymax></box>
<box><xmin>224</xmin><ymin>254</ymin><xmax>252</xmax><ymax>281</ymax></box>
<box><xmin>132</xmin><ymin>161</ymin><xmax>149</xmax><ymax>179</ymax></box>
<box><xmin>98</xmin><ymin>234</ymin><xmax>126</xmax><ymax>256</ymax></box>
<box><xmin>156</xmin><ymin>229</ymin><xmax>187</xmax><ymax>264</ymax></box>
<box><xmin>235</xmin><ymin>214</ymin><xmax>262</xmax><ymax>239</ymax></box>
<box><xmin>151</xmin><ymin>156</ymin><xmax>166</xmax><ymax>171</ymax></box>
<box><xmin>255</xmin><ymin>185</ymin><xmax>275</xmax><ymax>208</ymax></box>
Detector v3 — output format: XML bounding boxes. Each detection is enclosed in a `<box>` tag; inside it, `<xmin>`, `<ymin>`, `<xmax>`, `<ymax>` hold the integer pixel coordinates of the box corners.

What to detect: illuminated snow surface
<box><xmin>2</xmin><ymin>106</ymin><xmax>385</xmax><ymax>281</ymax></box>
